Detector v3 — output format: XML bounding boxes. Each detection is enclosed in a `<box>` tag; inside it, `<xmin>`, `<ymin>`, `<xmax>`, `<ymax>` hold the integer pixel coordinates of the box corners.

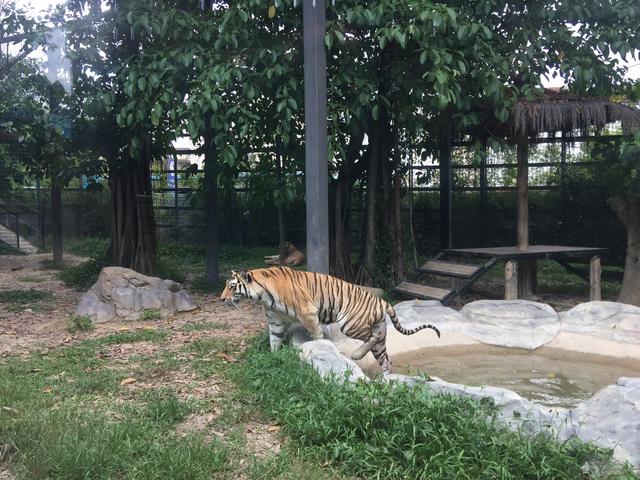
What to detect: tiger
<box><xmin>220</xmin><ymin>267</ymin><xmax>440</xmax><ymax>374</ymax></box>
<box><xmin>264</xmin><ymin>241</ymin><xmax>305</xmax><ymax>267</ymax></box>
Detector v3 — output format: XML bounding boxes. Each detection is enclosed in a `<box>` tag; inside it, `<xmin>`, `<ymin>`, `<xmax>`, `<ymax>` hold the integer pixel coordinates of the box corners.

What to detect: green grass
<box><xmin>139</xmin><ymin>309</ymin><xmax>162</xmax><ymax>321</ymax></box>
<box><xmin>0</xmin><ymin>329</ymin><xmax>232</xmax><ymax>479</ymax></box>
<box><xmin>233</xmin><ymin>336</ymin><xmax>637</xmax><ymax>480</ymax></box>
<box><xmin>18</xmin><ymin>275</ymin><xmax>48</xmax><ymax>283</ymax></box>
<box><xmin>0</xmin><ymin>288</ymin><xmax>54</xmax><ymax>312</ymax></box>
<box><xmin>181</xmin><ymin>321</ymin><xmax>226</xmax><ymax>332</ymax></box>
<box><xmin>65</xmin><ymin>314</ymin><xmax>95</xmax><ymax>333</ymax></box>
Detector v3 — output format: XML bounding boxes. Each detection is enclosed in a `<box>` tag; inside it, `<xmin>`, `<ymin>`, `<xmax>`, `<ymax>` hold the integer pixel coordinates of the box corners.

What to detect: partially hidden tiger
<box><xmin>220</xmin><ymin>267</ymin><xmax>440</xmax><ymax>374</ymax></box>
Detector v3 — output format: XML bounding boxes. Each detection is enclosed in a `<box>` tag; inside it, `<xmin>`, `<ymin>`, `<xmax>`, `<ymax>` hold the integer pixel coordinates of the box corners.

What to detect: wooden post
<box><xmin>516</xmin><ymin>136</ymin><xmax>529</xmax><ymax>251</ymax></box>
<box><xmin>515</xmin><ymin>136</ymin><xmax>536</xmax><ymax>298</ymax></box>
<box><xmin>439</xmin><ymin>136</ymin><xmax>452</xmax><ymax>249</ymax></box>
<box><xmin>590</xmin><ymin>256</ymin><xmax>602</xmax><ymax>301</ymax></box>
<box><xmin>505</xmin><ymin>260</ymin><xmax>518</xmax><ymax>300</ymax></box>
<box><xmin>303</xmin><ymin>0</ymin><xmax>329</xmax><ymax>273</ymax></box>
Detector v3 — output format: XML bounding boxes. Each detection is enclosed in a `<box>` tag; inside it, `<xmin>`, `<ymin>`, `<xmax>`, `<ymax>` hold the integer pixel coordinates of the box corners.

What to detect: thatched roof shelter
<box><xmin>437</xmin><ymin>90</ymin><xmax>640</xmax><ymax>298</ymax></box>
<box><xmin>468</xmin><ymin>89</ymin><xmax>640</xmax><ymax>138</ymax></box>
<box><xmin>510</xmin><ymin>90</ymin><xmax>640</xmax><ymax>137</ymax></box>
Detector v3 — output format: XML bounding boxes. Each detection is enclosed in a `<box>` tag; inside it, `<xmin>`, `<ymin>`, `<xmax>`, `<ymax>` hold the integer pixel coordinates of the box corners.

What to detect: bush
<box><xmin>65</xmin><ymin>315</ymin><xmax>95</xmax><ymax>333</ymax></box>
<box><xmin>233</xmin><ymin>339</ymin><xmax>637</xmax><ymax>480</ymax></box>
<box><xmin>59</xmin><ymin>254</ymin><xmax>109</xmax><ymax>290</ymax></box>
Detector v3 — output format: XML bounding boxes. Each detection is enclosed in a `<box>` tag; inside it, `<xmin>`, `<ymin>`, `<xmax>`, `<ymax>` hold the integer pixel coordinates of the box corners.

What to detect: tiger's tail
<box><xmin>386</xmin><ymin>303</ymin><xmax>440</xmax><ymax>338</ymax></box>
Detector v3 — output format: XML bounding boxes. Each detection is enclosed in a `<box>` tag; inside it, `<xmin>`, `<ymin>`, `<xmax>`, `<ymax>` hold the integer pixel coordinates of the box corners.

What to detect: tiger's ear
<box><xmin>239</xmin><ymin>270</ymin><xmax>252</xmax><ymax>283</ymax></box>
<box><xmin>230</xmin><ymin>270</ymin><xmax>237</xmax><ymax>276</ymax></box>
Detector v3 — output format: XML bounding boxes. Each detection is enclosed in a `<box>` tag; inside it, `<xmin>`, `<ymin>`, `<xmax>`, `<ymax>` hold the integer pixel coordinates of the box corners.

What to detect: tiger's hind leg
<box><xmin>371</xmin><ymin>341</ymin><xmax>392</xmax><ymax>375</ymax></box>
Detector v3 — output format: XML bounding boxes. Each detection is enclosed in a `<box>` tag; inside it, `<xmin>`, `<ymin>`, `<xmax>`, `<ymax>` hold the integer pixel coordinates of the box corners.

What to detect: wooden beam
<box><xmin>505</xmin><ymin>260</ymin><xmax>518</xmax><ymax>300</ymax></box>
<box><xmin>590</xmin><ymin>256</ymin><xmax>602</xmax><ymax>301</ymax></box>
<box><xmin>303</xmin><ymin>0</ymin><xmax>329</xmax><ymax>273</ymax></box>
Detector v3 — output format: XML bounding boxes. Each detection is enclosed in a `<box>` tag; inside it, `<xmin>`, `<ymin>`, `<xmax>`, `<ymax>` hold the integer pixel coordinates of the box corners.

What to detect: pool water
<box><xmin>393</xmin><ymin>345</ymin><xmax>640</xmax><ymax>408</ymax></box>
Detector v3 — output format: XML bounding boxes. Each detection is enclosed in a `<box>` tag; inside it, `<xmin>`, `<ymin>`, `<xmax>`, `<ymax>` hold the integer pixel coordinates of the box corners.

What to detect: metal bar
<box><xmin>303</xmin><ymin>0</ymin><xmax>329</xmax><ymax>273</ymax></box>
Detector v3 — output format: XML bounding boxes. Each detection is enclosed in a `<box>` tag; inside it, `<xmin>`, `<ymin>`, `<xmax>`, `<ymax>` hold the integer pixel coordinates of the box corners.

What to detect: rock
<box><xmin>392</xmin><ymin>299</ymin><xmax>467</xmax><ymax>332</ymax></box>
<box><xmin>564</xmin><ymin>377</ymin><xmax>640</xmax><ymax>467</ymax></box>
<box><xmin>298</xmin><ymin>340</ymin><xmax>367</xmax><ymax>382</ymax></box>
<box><xmin>75</xmin><ymin>267</ymin><xmax>198</xmax><ymax>322</ymax></box>
<box><xmin>560</xmin><ymin>301</ymin><xmax>640</xmax><ymax>344</ymax></box>
<box><xmin>459</xmin><ymin>300</ymin><xmax>560</xmax><ymax>349</ymax></box>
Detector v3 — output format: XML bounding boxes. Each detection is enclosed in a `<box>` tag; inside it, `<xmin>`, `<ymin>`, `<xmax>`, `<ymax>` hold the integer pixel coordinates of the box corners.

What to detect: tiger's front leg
<box><xmin>265</xmin><ymin>308</ymin><xmax>289</xmax><ymax>351</ymax></box>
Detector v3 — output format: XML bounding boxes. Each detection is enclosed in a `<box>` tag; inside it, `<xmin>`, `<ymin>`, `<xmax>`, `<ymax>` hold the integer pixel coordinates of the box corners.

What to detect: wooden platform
<box><xmin>394</xmin><ymin>244</ymin><xmax>606</xmax><ymax>304</ymax></box>
<box><xmin>445</xmin><ymin>245</ymin><xmax>607</xmax><ymax>260</ymax></box>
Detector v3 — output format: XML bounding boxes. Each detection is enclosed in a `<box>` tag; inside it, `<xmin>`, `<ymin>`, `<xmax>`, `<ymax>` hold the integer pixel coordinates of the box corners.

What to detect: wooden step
<box><xmin>393</xmin><ymin>282</ymin><xmax>452</xmax><ymax>301</ymax></box>
<box><xmin>417</xmin><ymin>260</ymin><xmax>479</xmax><ymax>278</ymax></box>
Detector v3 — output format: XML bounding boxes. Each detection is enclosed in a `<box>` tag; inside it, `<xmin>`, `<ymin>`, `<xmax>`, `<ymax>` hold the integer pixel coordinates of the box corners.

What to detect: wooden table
<box><xmin>444</xmin><ymin>245</ymin><xmax>607</xmax><ymax>301</ymax></box>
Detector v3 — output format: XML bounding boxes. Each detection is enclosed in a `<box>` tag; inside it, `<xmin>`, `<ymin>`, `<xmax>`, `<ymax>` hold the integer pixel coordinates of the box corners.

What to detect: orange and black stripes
<box><xmin>220</xmin><ymin>267</ymin><xmax>440</xmax><ymax>373</ymax></box>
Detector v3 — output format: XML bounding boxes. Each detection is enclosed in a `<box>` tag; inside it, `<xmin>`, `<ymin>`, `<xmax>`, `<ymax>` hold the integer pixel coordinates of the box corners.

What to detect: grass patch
<box><xmin>65</xmin><ymin>314</ymin><xmax>95</xmax><ymax>333</ymax></box>
<box><xmin>233</xmin><ymin>338</ymin><xmax>637</xmax><ymax>480</ymax></box>
<box><xmin>181</xmin><ymin>321</ymin><xmax>226</xmax><ymax>332</ymax></box>
<box><xmin>0</xmin><ymin>242</ymin><xmax>23</xmax><ymax>255</ymax></box>
<box><xmin>0</xmin><ymin>328</ymin><xmax>232</xmax><ymax>479</ymax></box>
<box><xmin>18</xmin><ymin>275</ymin><xmax>48</xmax><ymax>283</ymax></box>
<box><xmin>139</xmin><ymin>309</ymin><xmax>162</xmax><ymax>321</ymax></box>
<box><xmin>0</xmin><ymin>288</ymin><xmax>53</xmax><ymax>312</ymax></box>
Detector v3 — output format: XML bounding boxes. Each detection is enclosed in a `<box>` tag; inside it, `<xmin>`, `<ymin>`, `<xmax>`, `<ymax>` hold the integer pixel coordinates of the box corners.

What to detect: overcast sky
<box><xmin>14</xmin><ymin>0</ymin><xmax>640</xmax><ymax>85</ymax></box>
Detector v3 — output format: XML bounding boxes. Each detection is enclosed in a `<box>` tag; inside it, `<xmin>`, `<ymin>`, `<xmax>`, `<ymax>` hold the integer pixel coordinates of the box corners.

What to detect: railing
<box><xmin>0</xmin><ymin>199</ymin><xmax>45</xmax><ymax>252</ymax></box>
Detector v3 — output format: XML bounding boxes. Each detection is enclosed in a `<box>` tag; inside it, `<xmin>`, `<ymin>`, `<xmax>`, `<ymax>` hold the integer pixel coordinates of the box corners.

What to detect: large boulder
<box><xmin>560</xmin><ymin>301</ymin><xmax>640</xmax><ymax>344</ymax></box>
<box><xmin>76</xmin><ymin>266</ymin><xmax>198</xmax><ymax>322</ymax></box>
<box><xmin>459</xmin><ymin>300</ymin><xmax>560</xmax><ymax>349</ymax></box>
<box><xmin>563</xmin><ymin>377</ymin><xmax>640</xmax><ymax>466</ymax></box>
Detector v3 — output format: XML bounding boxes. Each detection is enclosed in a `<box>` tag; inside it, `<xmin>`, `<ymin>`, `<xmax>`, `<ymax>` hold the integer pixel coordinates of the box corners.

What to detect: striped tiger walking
<box><xmin>220</xmin><ymin>267</ymin><xmax>440</xmax><ymax>374</ymax></box>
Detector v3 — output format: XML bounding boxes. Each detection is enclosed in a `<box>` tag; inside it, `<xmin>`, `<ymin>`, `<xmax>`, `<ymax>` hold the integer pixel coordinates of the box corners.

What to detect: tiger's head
<box><xmin>220</xmin><ymin>270</ymin><xmax>254</xmax><ymax>305</ymax></box>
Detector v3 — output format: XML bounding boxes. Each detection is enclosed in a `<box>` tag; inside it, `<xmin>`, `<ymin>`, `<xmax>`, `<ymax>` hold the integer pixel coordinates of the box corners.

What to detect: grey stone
<box><xmin>76</xmin><ymin>290</ymin><xmax>114</xmax><ymax>324</ymax></box>
<box><xmin>563</xmin><ymin>377</ymin><xmax>640</xmax><ymax>467</ymax></box>
<box><xmin>560</xmin><ymin>302</ymin><xmax>640</xmax><ymax>344</ymax></box>
<box><xmin>392</xmin><ymin>299</ymin><xmax>467</xmax><ymax>332</ymax></box>
<box><xmin>459</xmin><ymin>300</ymin><xmax>560</xmax><ymax>349</ymax></box>
<box><xmin>74</xmin><ymin>266</ymin><xmax>198</xmax><ymax>322</ymax></box>
<box><xmin>298</xmin><ymin>340</ymin><xmax>367</xmax><ymax>382</ymax></box>
<box><xmin>175</xmin><ymin>290</ymin><xmax>198</xmax><ymax>312</ymax></box>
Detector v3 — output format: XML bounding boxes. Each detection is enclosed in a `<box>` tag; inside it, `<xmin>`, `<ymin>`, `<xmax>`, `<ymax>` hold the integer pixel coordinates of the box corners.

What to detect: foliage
<box><xmin>139</xmin><ymin>309</ymin><xmax>161</xmax><ymax>321</ymax></box>
<box><xmin>65</xmin><ymin>314</ymin><xmax>95</xmax><ymax>333</ymax></box>
<box><xmin>58</xmin><ymin>254</ymin><xmax>109</xmax><ymax>290</ymax></box>
<box><xmin>235</xmin><ymin>340</ymin><xmax>637</xmax><ymax>480</ymax></box>
<box><xmin>0</xmin><ymin>288</ymin><xmax>53</xmax><ymax>312</ymax></box>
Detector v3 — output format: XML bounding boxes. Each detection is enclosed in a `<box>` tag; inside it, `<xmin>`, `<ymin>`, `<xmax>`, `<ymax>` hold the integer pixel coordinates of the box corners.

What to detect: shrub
<box><xmin>66</xmin><ymin>315</ymin><xmax>95</xmax><ymax>333</ymax></box>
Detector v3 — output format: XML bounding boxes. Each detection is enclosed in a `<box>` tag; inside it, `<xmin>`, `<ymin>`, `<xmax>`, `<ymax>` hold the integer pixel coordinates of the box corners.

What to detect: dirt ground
<box><xmin>0</xmin><ymin>254</ymin><xmax>264</xmax><ymax>357</ymax></box>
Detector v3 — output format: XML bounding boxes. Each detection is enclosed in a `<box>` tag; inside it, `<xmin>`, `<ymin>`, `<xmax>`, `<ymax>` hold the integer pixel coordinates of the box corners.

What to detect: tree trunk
<box><xmin>108</xmin><ymin>152</ymin><xmax>157</xmax><ymax>275</ymax></box>
<box><xmin>51</xmin><ymin>181</ymin><xmax>63</xmax><ymax>266</ymax></box>
<box><xmin>360</xmin><ymin>123</ymin><xmax>384</xmax><ymax>285</ymax></box>
<box><xmin>332</xmin><ymin>130</ymin><xmax>365</xmax><ymax>280</ymax></box>
<box><xmin>204</xmin><ymin>128</ymin><xmax>219</xmax><ymax>284</ymax></box>
<box><xmin>608</xmin><ymin>195</ymin><xmax>640</xmax><ymax>306</ymax></box>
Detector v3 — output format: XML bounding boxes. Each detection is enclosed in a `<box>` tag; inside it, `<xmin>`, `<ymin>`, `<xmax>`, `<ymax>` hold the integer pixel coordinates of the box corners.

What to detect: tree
<box><xmin>598</xmin><ymin>132</ymin><xmax>640</xmax><ymax>306</ymax></box>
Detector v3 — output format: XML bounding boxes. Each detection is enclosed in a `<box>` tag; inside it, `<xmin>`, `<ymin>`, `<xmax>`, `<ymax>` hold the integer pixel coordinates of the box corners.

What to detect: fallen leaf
<box><xmin>29</xmin><ymin>368</ymin><xmax>42</xmax><ymax>373</ymax></box>
<box><xmin>216</xmin><ymin>352</ymin><xmax>237</xmax><ymax>363</ymax></box>
<box><xmin>118</xmin><ymin>327</ymin><xmax>130</xmax><ymax>332</ymax></box>
<box><xmin>1</xmin><ymin>406</ymin><xmax>19</xmax><ymax>415</ymax></box>
<box><xmin>42</xmin><ymin>387</ymin><xmax>53</xmax><ymax>393</ymax></box>
<box><xmin>267</xmin><ymin>425</ymin><xmax>280</xmax><ymax>433</ymax></box>
<box><xmin>120</xmin><ymin>377</ymin><xmax>137</xmax><ymax>385</ymax></box>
